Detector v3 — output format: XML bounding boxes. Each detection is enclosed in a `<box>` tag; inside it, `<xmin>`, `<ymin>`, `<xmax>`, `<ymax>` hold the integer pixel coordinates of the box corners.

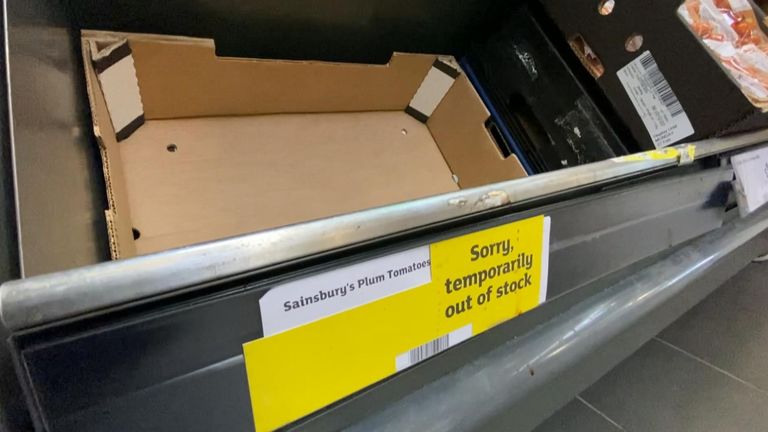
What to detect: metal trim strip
<box><xmin>1</xmin><ymin>129</ymin><xmax>767</xmax><ymax>331</ymax></box>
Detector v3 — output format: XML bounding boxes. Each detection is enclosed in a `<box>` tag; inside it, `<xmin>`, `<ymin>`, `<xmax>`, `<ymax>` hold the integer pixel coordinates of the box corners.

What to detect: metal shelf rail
<box><xmin>2</xmin><ymin>130</ymin><xmax>766</xmax><ymax>332</ymax></box>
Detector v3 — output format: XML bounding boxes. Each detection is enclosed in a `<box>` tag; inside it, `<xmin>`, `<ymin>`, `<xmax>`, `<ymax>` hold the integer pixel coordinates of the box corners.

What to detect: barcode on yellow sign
<box><xmin>395</xmin><ymin>324</ymin><xmax>472</xmax><ymax>371</ymax></box>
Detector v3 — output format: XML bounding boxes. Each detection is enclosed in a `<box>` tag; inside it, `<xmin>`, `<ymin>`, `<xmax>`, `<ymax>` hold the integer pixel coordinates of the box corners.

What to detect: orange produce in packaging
<box><xmin>680</xmin><ymin>0</ymin><xmax>768</xmax><ymax>107</ymax></box>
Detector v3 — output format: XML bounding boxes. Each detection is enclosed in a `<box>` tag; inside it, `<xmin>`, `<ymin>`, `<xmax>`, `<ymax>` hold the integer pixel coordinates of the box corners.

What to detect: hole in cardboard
<box><xmin>167</xmin><ymin>143</ymin><xmax>178</xmax><ymax>153</ymax></box>
<box><xmin>568</xmin><ymin>34</ymin><xmax>605</xmax><ymax>78</ymax></box>
<box><xmin>401</xmin><ymin>128</ymin><xmax>408</xmax><ymax>135</ymax></box>
<box><xmin>132</xmin><ymin>228</ymin><xmax>141</xmax><ymax>240</ymax></box>
<box><xmin>485</xmin><ymin>119</ymin><xmax>512</xmax><ymax>159</ymax></box>
<box><xmin>598</xmin><ymin>0</ymin><xmax>615</xmax><ymax>15</ymax></box>
<box><xmin>625</xmin><ymin>33</ymin><xmax>644</xmax><ymax>52</ymax></box>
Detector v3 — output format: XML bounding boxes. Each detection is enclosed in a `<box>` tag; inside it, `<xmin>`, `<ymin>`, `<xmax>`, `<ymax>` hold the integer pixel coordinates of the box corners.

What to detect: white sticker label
<box><xmin>731</xmin><ymin>145</ymin><xmax>768</xmax><ymax>216</ymax></box>
<box><xmin>409</xmin><ymin>66</ymin><xmax>456</xmax><ymax>117</ymax></box>
<box><xmin>98</xmin><ymin>55</ymin><xmax>144</xmax><ymax>133</ymax></box>
<box><xmin>728</xmin><ymin>0</ymin><xmax>752</xmax><ymax>12</ymax></box>
<box><xmin>260</xmin><ymin>246</ymin><xmax>432</xmax><ymax>336</ymax></box>
<box><xmin>395</xmin><ymin>324</ymin><xmax>473</xmax><ymax>371</ymax></box>
<box><xmin>617</xmin><ymin>51</ymin><xmax>694</xmax><ymax>148</ymax></box>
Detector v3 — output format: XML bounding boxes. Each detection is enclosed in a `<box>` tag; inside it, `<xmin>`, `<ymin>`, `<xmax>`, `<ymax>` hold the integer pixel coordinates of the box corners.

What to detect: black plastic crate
<box><xmin>464</xmin><ymin>2</ymin><xmax>633</xmax><ymax>173</ymax></box>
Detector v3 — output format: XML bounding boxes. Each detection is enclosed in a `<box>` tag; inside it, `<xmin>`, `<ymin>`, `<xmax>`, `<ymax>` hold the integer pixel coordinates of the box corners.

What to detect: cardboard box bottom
<box><xmin>119</xmin><ymin>110</ymin><xmax>460</xmax><ymax>255</ymax></box>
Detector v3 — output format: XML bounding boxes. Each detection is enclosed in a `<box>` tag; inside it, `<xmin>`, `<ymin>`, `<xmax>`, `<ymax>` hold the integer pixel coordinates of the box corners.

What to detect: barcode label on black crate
<box><xmin>639</xmin><ymin>53</ymin><xmax>685</xmax><ymax>117</ymax></box>
<box><xmin>617</xmin><ymin>51</ymin><xmax>694</xmax><ymax>148</ymax></box>
<box><xmin>395</xmin><ymin>324</ymin><xmax>472</xmax><ymax>371</ymax></box>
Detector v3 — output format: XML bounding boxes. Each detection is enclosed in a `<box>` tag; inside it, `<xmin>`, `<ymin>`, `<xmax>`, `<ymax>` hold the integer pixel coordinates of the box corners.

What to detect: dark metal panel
<box><xmin>65</xmin><ymin>0</ymin><xmax>508</xmax><ymax>63</ymax></box>
<box><xmin>0</xmin><ymin>3</ymin><xmax>38</xmax><ymax>430</ymax></box>
<box><xmin>7</xmin><ymin>166</ymin><xmax>730</xmax><ymax>432</ymax></box>
<box><xmin>0</xmin><ymin>1</ymin><xmax>19</xmax><ymax>283</ymax></box>
<box><xmin>20</xmin><ymin>289</ymin><xmax>261</xmax><ymax>430</ymax></box>
<box><xmin>547</xmin><ymin>166</ymin><xmax>731</xmax><ymax>297</ymax></box>
<box><xmin>0</xmin><ymin>155</ymin><xmax>732</xmax><ymax>332</ymax></box>
<box><xmin>52</xmin><ymin>357</ymin><xmax>253</xmax><ymax>432</ymax></box>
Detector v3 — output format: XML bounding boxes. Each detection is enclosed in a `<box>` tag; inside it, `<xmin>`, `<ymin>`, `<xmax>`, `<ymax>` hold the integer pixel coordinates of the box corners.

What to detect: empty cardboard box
<box><xmin>81</xmin><ymin>31</ymin><xmax>526</xmax><ymax>259</ymax></box>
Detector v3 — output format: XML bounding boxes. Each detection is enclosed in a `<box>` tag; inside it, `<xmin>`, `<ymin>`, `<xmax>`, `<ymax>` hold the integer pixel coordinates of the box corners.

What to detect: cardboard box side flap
<box><xmin>81</xmin><ymin>41</ymin><xmax>137</xmax><ymax>258</ymax></box>
<box><xmin>127</xmin><ymin>37</ymin><xmax>436</xmax><ymax>119</ymax></box>
<box><xmin>428</xmin><ymin>75</ymin><xmax>527</xmax><ymax>188</ymax></box>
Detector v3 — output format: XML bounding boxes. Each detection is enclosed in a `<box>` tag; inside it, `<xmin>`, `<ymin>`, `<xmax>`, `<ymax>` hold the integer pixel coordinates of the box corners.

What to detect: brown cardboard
<box><xmin>428</xmin><ymin>75</ymin><xmax>527</xmax><ymax>188</ymax></box>
<box><xmin>121</xmin><ymin>113</ymin><xmax>458</xmax><ymax>254</ymax></box>
<box><xmin>129</xmin><ymin>36</ymin><xmax>435</xmax><ymax>119</ymax></box>
<box><xmin>89</xmin><ymin>39</ymin><xmax>145</xmax><ymax>142</ymax></box>
<box><xmin>82</xmin><ymin>31</ymin><xmax>527</xmax><ymax>257</ymax></box>
<box><xmin>82</xmin><ymin>40</ymin><xmax>137</xmax><ymax>258</ymax></box>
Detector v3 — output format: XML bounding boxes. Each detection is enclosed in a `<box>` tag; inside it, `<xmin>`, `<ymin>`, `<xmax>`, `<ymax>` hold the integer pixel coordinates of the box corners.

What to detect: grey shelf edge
<box><xmin>346</xmin><ymin>202</ymin><xmax>768</xmax><ymax>432</ymax></box>
<box><xmin>1</xmin><ymin>129</ymin><xmax>767</xmax><ymax>332</ymax></box>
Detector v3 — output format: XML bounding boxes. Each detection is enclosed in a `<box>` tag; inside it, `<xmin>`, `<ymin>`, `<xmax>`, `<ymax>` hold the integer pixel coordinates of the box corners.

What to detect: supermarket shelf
<box><xmin>3</xmin><ymin>1</ymin><xmax>768</xmax><ymax>431</ymax></box>
<box><xmin>6</xmin><ymin>165</ymin><xmax>741</xmax><ymax>431</ymax></box>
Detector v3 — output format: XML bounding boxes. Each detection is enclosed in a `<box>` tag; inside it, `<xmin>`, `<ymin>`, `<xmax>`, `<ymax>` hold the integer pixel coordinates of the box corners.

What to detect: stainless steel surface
<box><xmin>545</xmin><ymin>165</ymin><xmax>730</xmax><ymax>298</ymax></box>
<box><xmin>2</xmin><ymin>1</ymin><xmax>20</xmax><ymax>279</ymax></box>
<box><xmin>1</xmin><ymin>157</ymin><xmax>730</xmax><ymax>333</ymax></box>
<box><xmin>344</xmin><ymin>204</ymin><xmax>768</xmax><ymax>432</ymax></box>
<box><xmin>0</xmin><ymin>155</ymin><xmax>671</xmax><ymax>331</ymax></box>
<box><xmin>0</xmin><ymin>7</ymin><xmax>26</xmax><ymax>430</ymax></box>
<box><xmin>5</xmin><ymin>0</ymin><xmax>109</xmax><ymax>277</ymax></box>
<box><xmin>581</xmin><ymin>339</ymin><xmax>768</xmax><ymax>432</ymax></box>
<box><xmin>691</xmin><ymin>128</ymin><xmax>768</xmax><ymax>158</ymax></box>
<box><xmin>1</xmin><ymin>168</ymin><xmax>728</xmax><ymax>432</ymax></box>
<box><xmin>0</xmin><ymin>1</ymin><xmax>19</xmax><ymax>283</ymax></box>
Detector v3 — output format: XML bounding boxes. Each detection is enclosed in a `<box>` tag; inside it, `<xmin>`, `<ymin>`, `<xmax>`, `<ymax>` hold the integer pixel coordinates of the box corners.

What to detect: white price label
<box><xmin>259</xmin><ymin>246</ymin><xmax>432</xmax><ymax>336</ymax></box>
<box><xmin>732</xmin><ymin>146</ymin><xmax>768</xmax><ymax>216</ymax></box>
<box><xmin>617</xmin><ymin>51</ymin><xmax>694</xmax><ymax>148</ymax></box>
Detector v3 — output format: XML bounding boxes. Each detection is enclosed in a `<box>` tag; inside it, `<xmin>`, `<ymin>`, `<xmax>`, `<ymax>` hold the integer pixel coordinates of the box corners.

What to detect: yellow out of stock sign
<box><xmin>244</xmin><ymin>215</ymin><xmax>551</xmax><ymax>431</ymax></box>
